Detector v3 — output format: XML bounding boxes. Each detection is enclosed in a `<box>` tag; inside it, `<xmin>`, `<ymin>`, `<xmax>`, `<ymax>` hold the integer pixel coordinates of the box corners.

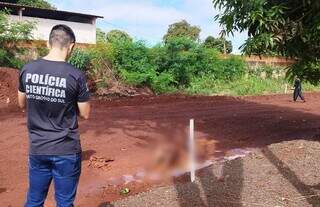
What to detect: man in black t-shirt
<box><xmin>18</xmin><ymin>25</ymin><xmax>91</xmax><ymax>206</ymax></box>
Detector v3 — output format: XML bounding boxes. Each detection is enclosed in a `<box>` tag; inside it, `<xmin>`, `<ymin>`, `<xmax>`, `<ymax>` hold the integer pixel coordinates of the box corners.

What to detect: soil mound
<box><xmin>0</xmin><ymin>67</ymin><xmax>19</xmax><ymax>107</ymax></box>
<box><xmin>96</xmin><ymin>85</ymin><xmax>154</xmax><ymax>98</ymax></box>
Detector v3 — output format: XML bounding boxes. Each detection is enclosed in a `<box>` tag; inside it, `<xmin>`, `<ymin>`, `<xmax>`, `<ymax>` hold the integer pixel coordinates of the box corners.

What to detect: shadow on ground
<box><xmin>98</xmin><ymin>202</ymin><xmax>114</xmax><ymax>207</ymax></box>
<box><xmin>82</xmin><ymin>149</ymin><xmax>96</xmax><ymax>161</ymax></box>
<box><xmin>262</xmin><ymin>148</ymin><xmax>320</xmax><ymax>207</ymax></box>
<box><xmin>0</xmin><ymin>188</ymin><xmax>6</xmax><ymax>194</ymax></box>
<box><xmin>174</xmin><ymin>159</ymin><xmax>243</xmax><ymax>207</ymax></box>
<box><xmin>79</xmin><ymin>95</ymin><xmax>320</xmax><ymax>206</ymax></box>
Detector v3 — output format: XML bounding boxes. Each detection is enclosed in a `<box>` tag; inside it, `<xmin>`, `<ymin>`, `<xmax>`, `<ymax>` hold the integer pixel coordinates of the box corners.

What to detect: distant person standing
<box><xmin>293</xmin><ymin>76</ymin><xmax>306</xmax><ymax>102</ymax></box>
<box><xmin>18</xmin><ymin>25</ymin><xmax>91</xmax><ymax>206</ymax></box>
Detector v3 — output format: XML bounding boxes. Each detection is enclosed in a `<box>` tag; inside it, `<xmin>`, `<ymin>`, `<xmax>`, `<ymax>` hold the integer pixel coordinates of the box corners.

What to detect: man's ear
<box><xmin>66</xmin><ymin>43</ymin><xmax>75</xmax><ymax>59</ymax></box>
<box><xmin>69</xmin><ymin>43</ymin><xmax>75</xmax><ymax>53</ymax></box>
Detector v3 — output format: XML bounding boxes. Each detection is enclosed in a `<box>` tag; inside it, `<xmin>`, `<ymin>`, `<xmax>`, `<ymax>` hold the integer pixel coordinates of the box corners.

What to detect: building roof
<box><xmin>0</xmin><ymin>2</ymin><xmax>103</xmax><ymax>24</ymax></box>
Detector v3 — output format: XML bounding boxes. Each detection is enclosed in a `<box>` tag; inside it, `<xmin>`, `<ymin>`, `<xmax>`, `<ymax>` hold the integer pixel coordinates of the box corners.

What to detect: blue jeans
<box><xmin>25</xmin><ymin>153</ymin><xmax>82</xmax><ymax>207</ymax></box>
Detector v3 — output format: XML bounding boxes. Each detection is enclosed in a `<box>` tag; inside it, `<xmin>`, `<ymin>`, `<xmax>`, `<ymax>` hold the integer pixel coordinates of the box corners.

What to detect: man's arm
<box><xmin>77</xmin><ymin>102</ymin><xmax>90</xmax><ymax>120</ymax></box>
<box><xmin>77</xmin><ymin>72</ymin><xmax>90</xmax><ymax>120</ymax></box>
<box><xmin>18</xmin><ymin>91</ymin><xmax>26</xmax><ymax>109</ymax></box>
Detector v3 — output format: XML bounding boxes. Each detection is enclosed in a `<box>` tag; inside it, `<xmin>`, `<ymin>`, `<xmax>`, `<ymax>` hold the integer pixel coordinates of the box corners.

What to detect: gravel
<box><xmin>112</xmin><ymin>140</ymin><xmax>320</xmax><ymax>207</ymax></box>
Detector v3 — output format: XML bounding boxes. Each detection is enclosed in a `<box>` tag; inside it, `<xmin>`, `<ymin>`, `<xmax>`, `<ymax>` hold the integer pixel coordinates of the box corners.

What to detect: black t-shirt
<box><xmin>19</xmin><ymin>59</ymin><xmax>90</xmax><ymax>155</ymax></box>
<box><xmin>294</xmin><ymin>79</ymin><xmax>302</xmax><ymax>90</ymax></box>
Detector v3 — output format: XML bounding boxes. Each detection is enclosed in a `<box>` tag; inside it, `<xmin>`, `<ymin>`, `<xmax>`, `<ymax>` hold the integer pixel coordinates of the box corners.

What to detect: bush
<box><xmin>199</xmin><ymin>53</ymin><xmax>247</xmax><ymax>81</ymax></box>
<box><xmin>119</xmin><ymin>69</ymin><xmax>155</xmax><ymax>86</ymax></box>
<box><xmin>0</xmin><ymin>10</ymin><xmax>35</xmax><ymax>68</ymax></box>
<box><xmin>87</xmin><ymin>42</ymin><xmax>116</xmax><ymax>88</ymax></box>
<box><xmin>150</xmin><ymin>72</ymin><xmax>177</xmax><ymax>94</ymax></box>
<box><xmin>112</xmin><ymin>39</ymin><xmax>153</xmax><ymax>74</ymax></box>
<box><xmin>155</xmin><ymin>37</ymin><xmax>200</xmax><ymax>86</ymax></box>
<box><xmin>153</xmin><ymin>38</ymin><xmax>247</xmax><ymax>87</ymax></box>
<box><xmin>68</xmin><ymin>48</ymin><xmax>91</xmax><ymax>71</ymax></box>
<box><xmin>99</xmin><ymin>37</ymin><xmax>249</xmax><ymax>94</ymax></box>
<box><xmin>108</xmin><ymin>39</ymin><xmax>179</xmax><ymax>93</ymax></box>
<box><xmin>75</xmin><ymin>33</ymin><xmax>311</xmax><ymax>96</ymax></box>
<box><xmin>36</xmin><ymin>46</ymin><xmax>49</xmax><ymax>58</ymax></box>
<box><xmin>0</xmin><ymin>48</ymin><xmax>25</xmax><ymax>68</ymax></box>
<box><xmin>216</xmin><ymin>56</ymin><xmax>247</xmax><ymax>80</ymax></box>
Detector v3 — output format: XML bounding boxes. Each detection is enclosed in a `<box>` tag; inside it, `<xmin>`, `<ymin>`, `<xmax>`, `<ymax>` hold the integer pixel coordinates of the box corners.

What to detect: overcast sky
<box><xmin>49</xmin><ymin>0</ymin><xmax>247</xmax><ymax>54</ymax></box>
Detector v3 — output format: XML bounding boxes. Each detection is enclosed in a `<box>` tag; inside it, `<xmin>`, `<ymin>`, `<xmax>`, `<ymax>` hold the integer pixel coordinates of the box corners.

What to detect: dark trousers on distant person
<box><xmin>24</xmin><ymin>153</ymin><xmax>81</xmax><ymax>207</ymax></box>
<box><xmin>293</xmin><ymin>88</ymin><xmax>305</xmax><ymax>102</ymax></box>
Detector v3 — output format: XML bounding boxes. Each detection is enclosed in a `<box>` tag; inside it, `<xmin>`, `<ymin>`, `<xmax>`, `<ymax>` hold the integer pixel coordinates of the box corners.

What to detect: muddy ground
<box><xmin>0</xmin><ymin>68</ymin><xmax>19</xmax><ymax>107</ymax></box>
<box><xmin>1</xmin><ymin>68</ymin><xmax>320</xmax><ymax>206</ymax></box>
<box><xmin>1</xmin><ymin>91</ymin><xmax>320</xmax><ymax>206</ymax></box>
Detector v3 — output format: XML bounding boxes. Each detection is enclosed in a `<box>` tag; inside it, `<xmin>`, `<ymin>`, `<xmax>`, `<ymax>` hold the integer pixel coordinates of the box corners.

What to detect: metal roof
<box><xmin>0</xmin><ymin>2</ymin><xmax>103</xmax><ymax>23</ymax></box>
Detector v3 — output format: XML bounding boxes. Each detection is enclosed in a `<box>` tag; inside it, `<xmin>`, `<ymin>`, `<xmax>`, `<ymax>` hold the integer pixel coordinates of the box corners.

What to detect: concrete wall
<box><xmin>9</xmin><ymin>15</ymin><xmax>96</xmax><ymax>44</ymax></box>
<box><xmin>244</xmin><ymin>55</ymin><xmax>295</xmax><ymax>68</ymax></box>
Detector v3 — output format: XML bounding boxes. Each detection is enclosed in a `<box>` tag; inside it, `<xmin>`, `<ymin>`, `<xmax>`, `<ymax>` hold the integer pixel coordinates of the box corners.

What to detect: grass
<box><xmin>186</xmin><ymin>75</ymin><xmax>320</xmax><ymax>96</ymax></box>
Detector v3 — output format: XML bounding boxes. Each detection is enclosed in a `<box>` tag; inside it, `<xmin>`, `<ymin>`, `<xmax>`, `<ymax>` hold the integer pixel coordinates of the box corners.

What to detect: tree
<box><xmin>219</xmin><ymin>29</ymin><xmax>227</xmax><ymax>54</ymax></box>
<box><xmin>163</xmin><ymin>20</ymin><xmax>201</xmax><ymax>43</ymax></box>
<box><xmin>96</xmin><ymin>29</ymin><xmax>132</xmax><ymax>43</ymax></box>
<box><xmin>17</xmin><ymin>0</ymin><xmax>55</xmax><ymax>9</ymax></box>
<box><xmin>96</xmin><ymin>28</ymin><xmax>107</xmax><ymax>43</ymax></box>
<box><xmin>1</xmin><ymin>0</ymin><xmax>56</xmax><ymax>9</ymax></box>
<box><xmin>106</xmin><ymin>29</ymin><xmax>132</xmax><ymax>43</ymax></box>
<box><xmin>0</xmin><ymin>10</ymin><xmax>35</xmax><ymax>68</ymax></box>
<box><xmin>203</xmin><ymin>36</ymin><xmax>232</xmax><ymax>54</ymax></box>
<box><xmin>212</xmin><ymin>0</ymin><xmax>320</xmax><ymax>83</ymax></box>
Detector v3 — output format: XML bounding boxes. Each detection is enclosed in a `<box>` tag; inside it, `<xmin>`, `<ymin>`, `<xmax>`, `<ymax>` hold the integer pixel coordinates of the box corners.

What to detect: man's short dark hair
<box><xmin>49</xmin><ymin>24</ymin><xmax>76</xmax><ymax>48</ymax></box>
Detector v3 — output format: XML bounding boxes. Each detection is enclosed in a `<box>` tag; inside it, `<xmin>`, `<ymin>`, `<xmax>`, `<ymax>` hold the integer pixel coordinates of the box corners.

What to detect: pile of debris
<box><xmin>88</xmin><ymin>155</ymin><xmax>114</xmax><ymax>171</ymax></box>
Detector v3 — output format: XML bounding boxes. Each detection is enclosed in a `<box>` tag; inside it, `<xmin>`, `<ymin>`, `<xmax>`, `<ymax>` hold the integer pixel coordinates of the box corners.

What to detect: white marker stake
<box><xmin>189</xmin><ymin>119</ymin><xmax>196</xmax><ymax>182</ymax></box>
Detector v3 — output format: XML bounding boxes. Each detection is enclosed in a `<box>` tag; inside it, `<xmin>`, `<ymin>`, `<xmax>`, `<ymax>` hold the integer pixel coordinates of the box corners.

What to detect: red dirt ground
<box><xmin>1</xmin><ymin>69</ymin><xmax>320</xmax><ymax>206</ymax></box>
<box><xmin>0</xmin><ymin>67</ymin><xmax>19</xmax><ymax>107</ymax></box>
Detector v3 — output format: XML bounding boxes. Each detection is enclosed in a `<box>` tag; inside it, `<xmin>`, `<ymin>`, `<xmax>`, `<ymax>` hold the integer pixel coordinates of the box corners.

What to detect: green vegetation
<box><xmin>68</xmin><ymin>48</ymin><xmax>91</xmax><ymax>71</ymax></box>
<box><xmin>68</xmin><ymin>32</ymin><xmax>320</xmax><ymax>96</ymax></box>
<box><xmin>66</xmin><ymin>18</ymin><xmax>320</xmax><ymax>96</ymax></box>
<box><xmin>204</xmin><ymin>36</ymin><xmax>232</xmax><ymax>54</ymax></box>
<box><xmin>3</xmin><ymin>0</ymin><xmax>56</xmax><ymax>9</ymax></box>
<box><xmin>97</xmin><ymin>29</ymin><xmax>132</xmax><ymax>43</ymax></box>
<box><xmin>0</xmin><ymin>10</ymin><xmax>35</xmax><ymax>68</ymax></box>
<box><xmin>163</xmin><ymin>20</ymin><xmax>201</xmax><ymax>43</ymax></box>
<box><xmin>71</xmin><ymin>35</ymin><xmax>248</xmax><ymax>94</ymax></box>
<box><xmin>187</xmin><ymin>73</ymin><xmax>320</xmax><ymax>96</ymax></box>
<box><xmin>212</xmin><ymin>0</ymin><xmax>320</xmax><ymax>84</ymax></box>
<box><xmin>188</xmin><ymin>76</ymin><xmax>285</xmax><ymax>96</ymax></box>
<box><xmin>106</xmin><ymin>30</ymin><xmax>132</xmax><ymax>43</ymax></box>
<box><xmin>0</xmin><ymin>2</ymin><xmax>317</xmax><ymax>97</ymax></box>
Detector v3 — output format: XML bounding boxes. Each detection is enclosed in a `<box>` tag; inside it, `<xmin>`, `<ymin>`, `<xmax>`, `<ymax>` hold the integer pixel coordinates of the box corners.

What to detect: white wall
<box><xmin>9</xmin><ymin>15</ymin><xmax>96</xmax><ymax>44</ymax></box>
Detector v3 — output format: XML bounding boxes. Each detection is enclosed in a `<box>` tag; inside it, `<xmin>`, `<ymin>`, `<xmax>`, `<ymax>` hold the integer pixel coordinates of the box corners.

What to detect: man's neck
<box><xmin>43</xmin><ymin>48</ymin><xmax>68</xmax><ymax>62</ymax></box>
